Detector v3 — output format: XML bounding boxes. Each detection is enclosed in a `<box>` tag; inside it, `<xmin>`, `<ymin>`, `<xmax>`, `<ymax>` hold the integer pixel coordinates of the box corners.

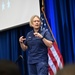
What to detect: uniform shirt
<box><xmin>24</xmin><ymin>29</ymin><xmax>54</xmax><ymax>64</ymax></box>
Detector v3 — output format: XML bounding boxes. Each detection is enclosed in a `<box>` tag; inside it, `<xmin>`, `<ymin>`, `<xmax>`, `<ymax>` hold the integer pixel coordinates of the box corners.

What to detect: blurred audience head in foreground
<box><xmin>56</xmin><ymin>64</ymin><xmax>75</xmax><ymax>75</ymax></box>
<box><xmin>0</xmin><ymin>60</ymin><xmax>21</xmax><ymax>75</ymax></box>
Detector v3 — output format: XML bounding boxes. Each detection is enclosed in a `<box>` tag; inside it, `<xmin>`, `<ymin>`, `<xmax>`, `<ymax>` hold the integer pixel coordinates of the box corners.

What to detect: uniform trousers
<box><xmin>28</xmin><ymin>62</ymin><xmax>48</xmax><ymax>75</ymax></box>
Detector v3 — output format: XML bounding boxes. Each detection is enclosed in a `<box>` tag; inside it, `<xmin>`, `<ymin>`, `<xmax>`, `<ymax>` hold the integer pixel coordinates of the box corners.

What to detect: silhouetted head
<box><xmin>56</xmin><ymin>64</ymin><xmax>75</xmax><ymax>75</ymax></box>
<box><xmin>0</xmin><ymin>60</ymin><xmax>21</xmax><ymax>75</ymax></box>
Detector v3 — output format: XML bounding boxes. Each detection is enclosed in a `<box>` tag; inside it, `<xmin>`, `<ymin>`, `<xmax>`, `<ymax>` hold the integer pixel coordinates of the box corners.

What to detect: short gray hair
<box><xmin>29</xmin><ymin>15</ymin><xmax>41</xmax><ymax>27</ymax></box>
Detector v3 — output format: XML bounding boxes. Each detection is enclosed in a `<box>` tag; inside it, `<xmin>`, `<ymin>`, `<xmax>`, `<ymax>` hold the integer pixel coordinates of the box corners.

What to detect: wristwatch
<box><xmin>41</xmin><ymin>36</ymin><xmax>44</xmax><ymax>40</ymax></box>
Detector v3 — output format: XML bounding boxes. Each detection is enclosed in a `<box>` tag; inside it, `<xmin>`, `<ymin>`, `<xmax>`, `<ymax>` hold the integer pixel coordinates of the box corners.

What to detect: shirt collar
<box><xmin>32</xmin><ymin>28</ymin><xmax>41</xmax><ymax>33</ymax></box>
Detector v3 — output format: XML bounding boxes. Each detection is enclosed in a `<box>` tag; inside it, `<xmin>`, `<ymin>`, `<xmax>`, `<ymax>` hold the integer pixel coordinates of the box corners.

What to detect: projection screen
<box><xmin>0</xmin><ymin>0</ymin><xmax>40</xmax><ymax>31</ymax></box>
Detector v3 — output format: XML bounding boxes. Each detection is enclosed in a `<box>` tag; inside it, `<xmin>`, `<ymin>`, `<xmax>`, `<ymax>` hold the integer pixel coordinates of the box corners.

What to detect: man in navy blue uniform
<box><xmin>19</xmin><ymin>15</ymin><xmax>54</xmax><ymax>75</ymax></box>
